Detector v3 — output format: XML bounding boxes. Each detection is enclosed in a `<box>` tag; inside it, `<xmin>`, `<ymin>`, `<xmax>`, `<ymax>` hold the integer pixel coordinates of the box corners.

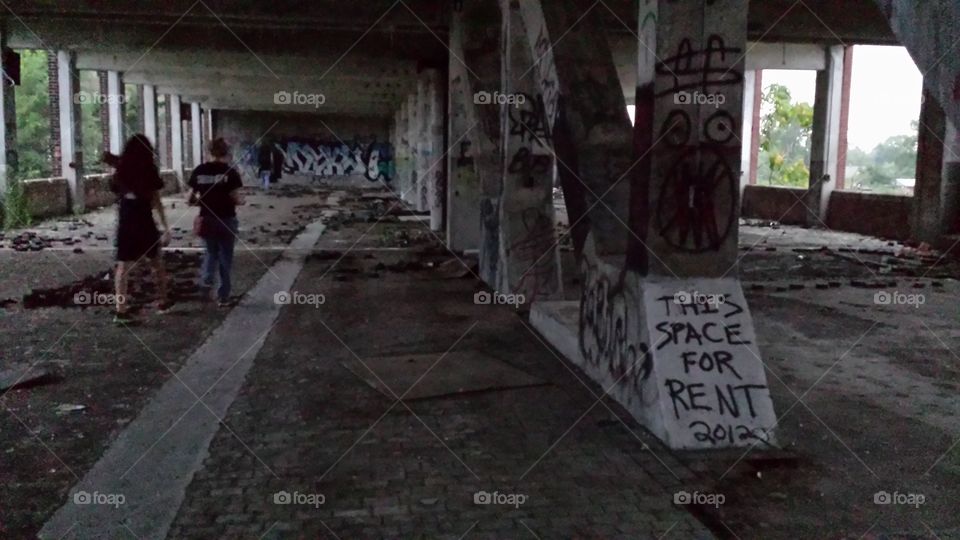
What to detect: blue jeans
<box><xmin>201</xmin><ymin>217</ymin><xmax>238</xmax><ymax>301</ymax></box>
<box><xmin>259</xmin><ymin>170</ymin><xmax>271</xmax><ymax>190</ymax></box>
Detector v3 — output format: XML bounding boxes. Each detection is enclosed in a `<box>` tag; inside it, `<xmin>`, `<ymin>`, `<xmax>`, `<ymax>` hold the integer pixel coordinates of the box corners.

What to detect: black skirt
<box><xmin>116</xmin><ymin>197</ymin><xmax>160</xmax><ymax>262</ymax></box>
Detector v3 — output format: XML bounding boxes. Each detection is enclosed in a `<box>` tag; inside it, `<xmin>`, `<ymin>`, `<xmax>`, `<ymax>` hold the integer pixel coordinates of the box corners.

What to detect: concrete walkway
<box><xmin>39</xmin><ymin>215</ymin><xmax>330</xmax><ymax>539</ymax></box>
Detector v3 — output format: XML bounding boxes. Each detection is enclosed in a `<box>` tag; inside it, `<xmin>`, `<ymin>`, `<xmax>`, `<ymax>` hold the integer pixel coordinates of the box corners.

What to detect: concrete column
<box><xmin>106</xmin><ymin>71</ymin><xmax>124</xmax><ymax>155</ymax></box>
<box><xmin>740</xmin><ymin>70</ymin><xmax>757</xmax><ymax>195</ymax></box>
<box><xmin>447</xmin><ymin>13</ymin><xmax>482</xmax><ymax>252</ymax></box>
<box><xmin>805</xmin><ymin>45</ymin><xmax>844</xmax><ymax>228</ymax></box>
<box><xmin>57</xmin><ymin>50</ymin><xmax>84</xmax><ymax>213</ymax></box>
<box><xmin>158</xmin><ymin>95</ymin><xmax>169</xmax><ymax>168</ymax></box>
<box><xmin>170</xmin><ymin>94</ymin><xmax>184</xmax><ymax>187</ymax></box>
<box><xmin>414</xmin><ymin>76</ymin><xmax>429</xmax><ymax>212</ymax></box>
<box><xmin>191</xmin><ymin>102</ymin><xmax>202</xmax><ymax>167</ymax></box>
<box><xmin>913</xmin><ymin>88</ymin><xmax>946</xmax><ymax>245</ymax></box>
<box><xmin>403</xmin><ymin>94</ymin><xmax>417</xmax><ymax>204</ymax></box>
<box><xmin>98</xmin><ymin>72</ymin><xmax>110</xmax><ymax>156</ymax></box>
<box><xmin>495</xmin><ymin>0</ymin><xmax>561</xmax><ymax>299</ymax></box>
<box><xmin>142</xmin><ymin>84</ymin><xmax>157</xmax><ymax>146</ymax></box>
<box><xmin>0</xmin><ymin>28</ymin><xmax>18</xmax><ymax>193</ymax></box>
<box><xmin>424</xmin><ymin>69</ymin><xmax>444</xmax><ymax>231</ymax></box>
<box><xmin>205</xmin><ymin>108</ymin><xmax>213</xmax><ymax>141</ymax></box>
<box><xmin>461</xmin><ymin>0</ymin><xmax>504</xmax><ymax>287</ymax></box>
<box><xmin>519</xmin><ymin>0</ymin><xmax>632</xmax><ymax>262</ymax></box>
<box><xmin>941</xmin><ymin>120</ymin><xmax>960</xmax><ymax>237</ymax></box>
<box><xmin>529</xmin><ymin>0</ymin><xmax>775</xmax><ymax>451</ymax></box>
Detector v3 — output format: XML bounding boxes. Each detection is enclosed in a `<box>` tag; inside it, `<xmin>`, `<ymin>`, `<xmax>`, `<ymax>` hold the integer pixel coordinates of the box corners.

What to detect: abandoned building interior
<box><xmin>0</xmin><ymin>0</ymin><xmax>958</xmax><ymax>538</ymax></box>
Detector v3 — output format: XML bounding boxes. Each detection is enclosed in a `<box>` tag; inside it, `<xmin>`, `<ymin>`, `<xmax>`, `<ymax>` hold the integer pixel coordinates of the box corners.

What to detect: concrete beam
<box><xmin>805</xmin><ymin>45</ymin><xmax>844</xmax><ymax>228</ymax></box>
<box><xmin>744</xmin><ymin>42</ymin><xmax>827</xmax><ymax>71</ymax></box>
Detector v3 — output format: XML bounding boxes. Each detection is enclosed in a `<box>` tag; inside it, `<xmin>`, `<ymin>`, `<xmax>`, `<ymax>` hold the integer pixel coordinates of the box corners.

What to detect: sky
<box><xmin>627</xmin><ymin>46</ymin><xmax>923</xmax><ymax>154</ymax></box>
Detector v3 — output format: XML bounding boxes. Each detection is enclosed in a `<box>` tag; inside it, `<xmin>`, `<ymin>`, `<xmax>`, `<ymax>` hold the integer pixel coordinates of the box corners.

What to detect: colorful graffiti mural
<box><xmin>237</xmin><ymin>138</ymin><xmax>394</xmax><ymax>183</ymax></box>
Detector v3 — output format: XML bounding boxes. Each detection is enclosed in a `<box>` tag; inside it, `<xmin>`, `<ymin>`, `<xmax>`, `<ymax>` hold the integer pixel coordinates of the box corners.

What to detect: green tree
<box><xmin>849</xmin><ymin>121</ymin><xmax>918</xmax><ymax>193</ymax></box>
<box><xmin>80</xmin><ymin>70</ymin><xmax>104</xmax><ymax>173</ymax></box>
<box><xmin>14</xmin><ymin>49</ymin><xmax>51</xmax><ymax>179</ymax></box>
<box><xmin>757</xmin><ymin>84</ymin><xmax>814</xmax><ymax>187</ymax></box>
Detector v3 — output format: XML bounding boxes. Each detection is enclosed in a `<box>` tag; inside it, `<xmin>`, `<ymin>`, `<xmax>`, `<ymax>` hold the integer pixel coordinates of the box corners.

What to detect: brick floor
<box><xmin>169</xmin><ymin>253</ymin><xmax>712</xmax><ymax>539</ymax></box>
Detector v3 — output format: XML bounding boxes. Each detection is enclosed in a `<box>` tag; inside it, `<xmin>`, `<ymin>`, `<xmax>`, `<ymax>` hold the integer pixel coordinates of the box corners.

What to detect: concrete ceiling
<box><xmin>1</xmin><ymin>0</ymin><xmax>898</xmax><ymax>116</ymax></box>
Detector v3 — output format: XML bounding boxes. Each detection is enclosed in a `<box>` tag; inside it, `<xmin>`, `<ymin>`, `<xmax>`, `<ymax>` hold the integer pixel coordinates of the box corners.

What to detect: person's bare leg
<box><xmin>153</xmin><ymin>256</ymin><xmax>169</xmax><ymax>308</ymax></box>
<box><xmin>115</xmin><ymin>262</ymin><xmax>129</xmax><ymax>315</ymax></box>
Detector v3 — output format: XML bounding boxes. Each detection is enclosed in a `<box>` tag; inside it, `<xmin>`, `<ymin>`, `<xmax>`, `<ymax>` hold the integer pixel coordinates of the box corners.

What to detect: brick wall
<box><xmin>47</xmin><ymin>50</ymin><xmax>61</xmax><ymax>177</ymax></box>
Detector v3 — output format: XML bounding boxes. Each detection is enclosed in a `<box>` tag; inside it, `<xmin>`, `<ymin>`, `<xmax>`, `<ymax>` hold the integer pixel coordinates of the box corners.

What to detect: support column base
<box><xmin>531</xmin><ymin>269</ymin><xmax>778</xmax><ymax>450</ymax></box>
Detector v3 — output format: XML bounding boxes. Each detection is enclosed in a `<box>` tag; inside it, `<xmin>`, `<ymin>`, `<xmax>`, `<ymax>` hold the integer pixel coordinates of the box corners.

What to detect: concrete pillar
<box><xmin>942</xmin><ymin>120</ymin><xmax>960</xmax><ymax>238</ymax></box>
<box><xmin>170</xmin><ymin>95</ymin><xmax>184</xmax><ymax>187</ymax></box>
<box><xmin>106</xmin><ymin>71</ymin><xmax>124</xmax><ymax>155</ymax></box>
<box><xmin>205</xmin><ymin>108</ymin><xmax>213</xmax><ymax>142</ymax></box>
<box><xmin>414</xmin><ymin>76</ymin><xmax>429</xmax><ymax>213</ymax></box>
<box><xmin>805</xmin><ymin>45</ymin><xmax>844</xmax><ymax>228</ymax></box>
<box><xmin>142</xmin><ymin>84</ymin><xmax>157</xmax><ymax>147</ymax></box>
<box><xmin>914</xmin><ymin>88</ymin><xmax>946</xmax><ymax>244</ymax></box>
<box><xmin>57</xmin><ymin>50</ymin><xmax>84</xmax><ymax>213</ymax></box>
<box><xmin>461</xmin><ymin>0</ymin><xmax>504</xmax><ymax>287</ymax></box>
<box><xmin>0</xmin><ymin>27</ymin><xmax>18</xmax><ymax>193</ymax></box>
<box><xmin>191</xmin><ymin>102</ymin><xmax>202</xmax><ymax>167</ymax></box>
<box><xmin>424</xmin><ymin>69</ymin><xmax>444</xmax><ymax>231</ymax></box>
<box><xmin>496</xmin><ymin>0</ymin><xmax>561</xmax><ymax>299</ymax></box>
<box><xmin>529</xmin><ymin>0</ymin><xmax>775</xmax><ymax>450</ymax></box>
<box><xmin>158</xmin><ymin>95</ymin><xmax>169</xmax><ymax>168</ymax></box>
<box><xmin>98</xmin><ymin>72</ymin><xmax>110</xmax><ymax>157</ymax></box>
<box><xmin>403</xmin><ymin>94</ymin><xmax>417</xmax><ymax>204</ymax></box>
<box><xmin>740</xmin><ymin>70</ymin><xmax>757</xmax><ymax>195</ymax></box>
<box><xmin>447</xmin><ymin>13</ymin><xmax>482</xmax><ymax>252</ymax></box>
<box><xmin>519</xmin><ymin>0</ymin><xmax>632</xmax><ymax>261</ymax></box>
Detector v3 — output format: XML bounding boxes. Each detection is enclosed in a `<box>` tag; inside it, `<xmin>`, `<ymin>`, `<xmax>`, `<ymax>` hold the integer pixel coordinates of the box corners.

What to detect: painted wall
<box><xmin>213</xmin><ymin>111</ymin><xmax>395</xmax><ymax>186</ymax></box>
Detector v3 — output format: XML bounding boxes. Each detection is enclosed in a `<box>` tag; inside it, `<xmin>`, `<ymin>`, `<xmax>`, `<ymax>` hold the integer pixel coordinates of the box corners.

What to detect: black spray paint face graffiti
<box><xmin>654</xmin><ymin>35</ymin><xmax>742</xmax><ymax>253</ymax></box>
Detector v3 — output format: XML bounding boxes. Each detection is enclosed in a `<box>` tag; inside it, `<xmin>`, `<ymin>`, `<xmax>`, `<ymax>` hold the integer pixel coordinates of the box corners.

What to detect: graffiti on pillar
<box><xmin>237</xmin><ymin>138</ymin><xmax>394</xmax><ymax>183</ymax></box>
<box><xmin>579</xmin><ymin>263</ymin><xmax>655</xmax><ymax>408</ymax></box>
<box><xmin>653</xmin><ymin>36</ymin><xmax>742</xmax><ymax>253</ymax></box>
<box><xmin>509</xmin><ymin>207</ymin><xmax>559</xmax><ymax>299</ymax></box>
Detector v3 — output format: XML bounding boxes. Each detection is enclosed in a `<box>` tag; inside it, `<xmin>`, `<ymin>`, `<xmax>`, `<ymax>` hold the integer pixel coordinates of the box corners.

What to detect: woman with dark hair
<box><xmin>110</xmin><ymin>134</ymin><xmax>171</xmax><ymax>324</ymax></box>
